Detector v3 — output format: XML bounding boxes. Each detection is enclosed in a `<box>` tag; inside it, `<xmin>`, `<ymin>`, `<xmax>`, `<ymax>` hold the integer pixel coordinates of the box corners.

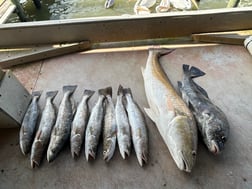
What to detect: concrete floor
<box><xmin>0</xmin><ymin>44</ymin><xmax>252</xmax><ymax>189</ymax></box>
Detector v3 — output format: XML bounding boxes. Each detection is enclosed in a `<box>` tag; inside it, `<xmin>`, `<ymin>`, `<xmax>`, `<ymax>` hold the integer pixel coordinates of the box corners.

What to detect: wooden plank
<box><xmin>0</xmin><ymin>0</ymin><xmax>15</xmax><ymax>24</ymax></box>
<box><xmin>192</xmin><ymin>30</ymin><xmax>252</xmax><ymax>45</ymax></box>
<box><xmin>0</xmin><ymin>4</ymin><xmax>15</xmax><ymax>24</ymax></box>
<box><xmin>0</xmin><ymin>7</ymin><xmax>251</xmax><ymax>47</ymax></box>
<box><xmin>0</xmin><ymin>41</ymin><xmax>91</xmax><ymax>68</ymax></box>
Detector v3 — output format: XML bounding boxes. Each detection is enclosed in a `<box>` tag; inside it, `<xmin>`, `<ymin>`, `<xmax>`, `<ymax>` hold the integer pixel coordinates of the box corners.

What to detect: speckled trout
<box><xmin>124</xmin><ymin>88</ymin><xmax>148</xmax><ymax>167</ymax></box>
<box><xmin>70</xmin><ymin>89</ymin><xmax>95</xmax><ymax>158</ymax></box>
<box><xmin>47</xmin><ymin>85</ymin><xmax>77</xmax><ymax>162</ymax></box>
<box><xmin>141</xmin><ymin>48</ymin><xmax>197</xmax><ymax>172</ymax></box>
<box><xmin>103</xmin><ymin>87</ymin><xmax>117</xmax><ymax>162</ymax></box>
<box><xmin>30</xmin><ymin>91</ymin><xmax>58</xmax><ymax>168</ymax></box>
<box><xmin>20</xmin><ymin>91</ymin><xmax>42</xmax><ymax>155</ymax></box>
<box><xmin>85</xmin><ymin>87</ymin><xmax>107</xmax><ymax>161</ymax></box>
<box><xmin>115</xmin><ymin>85</ymin><xmax>131</xmax><ymax>159</ymax></box>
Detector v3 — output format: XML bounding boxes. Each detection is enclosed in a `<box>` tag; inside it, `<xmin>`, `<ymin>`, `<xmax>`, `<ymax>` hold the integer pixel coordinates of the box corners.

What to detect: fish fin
<box><xmin>188</xmin><ymin>101</ymin><xmax>195</xmax><ymax>112</ymax></box>
<box><xmin>32</xmin><ymin>91</ymin><xmax>43</xmax><ymax>98</ymax></box>
<box><xmin>63</xmin><ymin>85</ymin><xmax>77</xmax><ymax>94</ymax></box>
<box><xmin>46</xmin><ymin>90</ymin><xmax>58</xmax><ymax>100</ymax></box>
<box><xmin>117</xmin><ymin>85</ymin><xmax>124</xmax><ymax>95</ymax></box>
<box><xmin>123</xmin><ymin>88</ymin><xmax>133</xmax><ymax>97</ymax></box>
<box><xmin>183</xmin><ymin>64</ymin><xmax>205</xmax><ymax>79</ymax></box>
<box><xmin>98</xmin><ymin>87</ymin><xmax>112</xmax><ymax>97</ymax></box>
<box><xmin>144</xmin><ymin>108</ymin><xmax>157</xmax><ymax>123</ymax></box>
<box><xmin>83</xmin><ymin>89</ymin><xmax>95</xmax><ymax>98</ymax></box>
<box><xmin>190</xmin><ymin>66</ymin><xmax>206</xmax><ymax>78</ymax></box>
<box><xmin>192</xmin><ymin>80</ymin><xmax>209</xmax><ymax>98</ymax></box>
<box><xmin>141</xmin><ymin>67</ymin><xmax>145</xmax><ymax>77</ymax></box>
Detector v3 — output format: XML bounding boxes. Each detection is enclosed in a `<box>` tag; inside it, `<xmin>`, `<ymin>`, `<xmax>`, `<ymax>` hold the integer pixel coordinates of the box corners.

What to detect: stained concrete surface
<box><xmin>0</xmin><ymin>45</ymin><xmax>252</xmax><ymax>189</ymax></box>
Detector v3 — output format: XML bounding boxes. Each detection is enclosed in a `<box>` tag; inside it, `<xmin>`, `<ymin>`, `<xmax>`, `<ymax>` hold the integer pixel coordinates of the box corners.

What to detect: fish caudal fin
<box><xmin>63</xmin><ymin>85</ymin><xmax>77</xmax><ymax>94</ymax></box>
<box><xmin>123</xmin><ymin>88</ymin><xmax>133</xmax><ymax>97</ymax></box>
<box><xmin>32</xmin><ymin>91</ymin><xmax>43</xmax><ymax>99</ymax></box>
<box><xmin>192</xmin><ymin>80</ymin><xmax>209</xmax><ymax>98</ymax></box>
<box><xmin>117</xmin><ymin>85</ymin><xmax>124</xmax><ymax>95</ymax></box>
<box><xmin>84</xmin><ymin>89</ymin><xmax>95</xmax><ymax>98</ymax></box>
<box><xmin>183</xmin><ymin>64</ymin><xmax>205</xmax><ymax>79</ymax></box>
<box><xmin>46</xmin><ymin>90</ymin><xmax>58</xmax><ymax>100</ymax></box>
<box><xmin>98</xmin><ymin>87</ymin><xmax>112</xmax><ymax>97</ymax></box>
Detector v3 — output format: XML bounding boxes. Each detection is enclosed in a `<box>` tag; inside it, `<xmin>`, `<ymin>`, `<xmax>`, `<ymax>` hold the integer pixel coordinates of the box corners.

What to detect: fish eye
<box><xmin>203</xmin><ymin>111</ymin><xmax>211</xmax><ymax>118</ymax></box>
<box><xmin>221</xmin><ymin>136</ymin><xmax>226</xmax><ymax>142</ymax></box>
<box><xmin>192</xmin><ymin>151</ymin><xmax>196</xmax><ymax>156</ymax></box>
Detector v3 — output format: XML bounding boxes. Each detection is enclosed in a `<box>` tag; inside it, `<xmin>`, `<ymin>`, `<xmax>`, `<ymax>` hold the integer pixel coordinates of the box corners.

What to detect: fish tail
<box><xmin>32</xmin><ymin>90</ymin><xmax>43</xmax><ymax>99</ymax></box>
<box><xmin>83</xmin><ymin>89</ymin><xmax>95</xmax><ymax>98</ymax></box>
<box><xmin>183</xmin><ymin>64</ymin><xmax>205</xmax><ymax>79</ymax></box>
<box><xmin>63</xmin><ymin>85</ymin><xmax>77</xmax><ymax>94</ymax></box>
<box><xmin>117</xmin><ymin>85</ymin><xmax>124</xmax><ymax>95</ymax></box>
<box><xmin>98</xmin><ymin>87</ymin><xmax>112</xmax><ymax>97</ymax></box>
<box><xmin>123</xmin><ymin>88</ymin><xmax>133</xmax><ymax>97</ymax></box>
<box><xmin>46</xmin><ymin>90</ymin><xmax>58</xmax><ymax>100</ymax></box>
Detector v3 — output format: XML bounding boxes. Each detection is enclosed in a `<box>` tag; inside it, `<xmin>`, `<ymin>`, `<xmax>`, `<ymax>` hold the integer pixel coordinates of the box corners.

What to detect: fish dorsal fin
<box><xmin>192</xmin><ymin>80</ymin><xmax>209</xmax><ymax>98</ymax></box>
<box><xmin>144</xmin><ymin>108</ymin><xmax>157</xmax><ymax>123</ymax></box>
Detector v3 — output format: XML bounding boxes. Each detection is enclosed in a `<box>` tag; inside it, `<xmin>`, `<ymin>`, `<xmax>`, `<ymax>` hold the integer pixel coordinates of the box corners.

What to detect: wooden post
<box><xmin>11</xmin><ymin>0</ymin><xmax>27</xmax><ymax>22</ymax></box>
<box><xmin>227</xmin><ymin>0</ymin><xmax>240</xmax><ymax>8</ymax></box>
<box><xmin>32</xmin><ymin>0</ymin><xmax>41</xmax><ymax>9</ymax></box>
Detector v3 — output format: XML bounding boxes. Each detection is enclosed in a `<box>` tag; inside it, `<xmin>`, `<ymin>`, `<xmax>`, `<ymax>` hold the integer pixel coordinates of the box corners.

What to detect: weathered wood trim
<box><xmin>192</xmin><ymin>30</ymin><xmax>252</xmax><ymax>45</ymax></box>
<box><xmin>0</xmin><ymin>0</ymin><xmax>15</xmax><ymax>24</ymax></box>
<box><xmin>0</xmin><ymin>41</ymin><xmax>91</xmax><ymax>68</ymax></box>
<box><xmin>0</xmin><ymin>7</ymin><xmax>252</xmax><ymax>47</ymax></box>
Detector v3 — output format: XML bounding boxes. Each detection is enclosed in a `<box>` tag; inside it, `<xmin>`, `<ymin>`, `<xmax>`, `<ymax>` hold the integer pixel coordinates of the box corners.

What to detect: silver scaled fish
<box><xmin>20</xmin><ymin>91</ymin><xmax>42</xmax><ymax>155</ymax></box>
<box><xmin>70</xmin><ymin>89</ymin><xmax>95</xmax><ymax>158</ymax></box>
<box><xmin>141</xmin><ymin>48</ymin><xmax>197</xmax><ymax>172</ymax></box>
<box><xmin>124</xmin><ymin>88</ymin><xmax>148</xmax><ymax>167</ymax></box>
<box><xmin>115</xmin><ymin>85</ymin><xmax>131</xmax><ymax>159</ymax></box>
<box><xmin>30</xmin><ymin>91</ymin><xmax>58</xmax><ymax>168</ymax></box>
<box><xmin>85</xmin><ymin>87</ymin><xmax>107</xmax><ymax>161</ymax></box>
<box><xmin>47</xmin><ymin>85</ymin><xmax>77</xmax><ymax>162</ymax></box>
<box><xmin>178</xmin><ymin>64</ymin><xmax>230</xmax><ymax>154</ymax></box>
<box><xmin>103</xmin><ymin>87</ymin><xmax>117</xmax><ymax>162</ymax></box>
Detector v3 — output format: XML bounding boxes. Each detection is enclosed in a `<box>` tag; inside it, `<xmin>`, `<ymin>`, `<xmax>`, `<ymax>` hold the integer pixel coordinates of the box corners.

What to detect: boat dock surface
<box><xmin>0</xmin><ymin>44</ymin><xmax>251</xmax><ymax>188</ymax></box>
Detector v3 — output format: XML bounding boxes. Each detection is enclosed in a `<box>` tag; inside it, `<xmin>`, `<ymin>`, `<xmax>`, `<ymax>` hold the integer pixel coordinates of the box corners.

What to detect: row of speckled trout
<box><xmin>142</xmin><ymin>48</ymin><xmax>229</xmax><ymax>172</ymax></box>
<box><xmin>19</xmin><ymin>86</ymin><xmax>148</xmax><ymax>168</ymax></box>
<box><xmin>104</xmin><ymin>0</ymin><xmax>199</xmax><ymax>14</ymax></box>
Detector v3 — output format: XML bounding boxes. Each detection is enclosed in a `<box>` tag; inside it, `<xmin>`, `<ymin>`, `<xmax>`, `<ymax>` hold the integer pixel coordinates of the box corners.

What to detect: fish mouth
<box><xmin>31</xmin><ymin>159</ymin><xmax>39</xmax><ymax>168</ymax></box>
<box><xmin>210</xmin><ymin>140</ymin><xmax>220</xmax><ymax>155</ymax></box>
<box><xmin>175</xmin><ymin>152</ymin><xmax>191</xmax><ymax>173</ymax></box>
<box><xmin>182</xmin><ymin>158</ymin><xmax>191</xmax><ymax>173</ymax></box>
